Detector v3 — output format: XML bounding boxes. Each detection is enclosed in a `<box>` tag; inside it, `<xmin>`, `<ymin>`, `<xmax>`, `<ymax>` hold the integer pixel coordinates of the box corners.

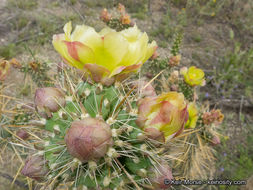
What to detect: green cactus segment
<box><xmin>41</xmin><ymin>82</ymin><xmax>158</xmax><ymax>189</ymax></box>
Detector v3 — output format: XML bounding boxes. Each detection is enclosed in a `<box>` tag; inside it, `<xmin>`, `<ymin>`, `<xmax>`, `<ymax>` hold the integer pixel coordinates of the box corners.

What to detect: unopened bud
<box><xmin>169</xmin><ymin>55</ymin><xmax>181</xmax><ymax>66</ymax></box>
<box><xmin>65</xmin><ymin>118</ymin><xmax>113</xmax><ymax>162</ymax></box>
<box><xmin>148</xmin><ymin>162</ymin><xmax>173</xmax><ymax>189</ymax></box>
<box><xmin>100</xmin><ymin>8</ymin><xmax>112</xmax><ymax>23</ymax></box>
<box><xmin>16</xmin><ymin>129</ymin><xmax>29</xmax><ymax>140</ymax></box>
<box><xmin>210</xmin><ymin>135</ymin><xmax>220</xmax><ymax>146</ymax></box>
<box><xmin>34</xmin><ymin>87</ymin><xmax>66</xmax><ymax>118</ymax></box>
<box><xmin>0</xmin><ymin>59</ymin><xmax>11</xmax><ymax>81</ymax></box>
<box><xmin>21</xmin><ymin>155</ymin><xmax>49</xmax><ymax>181</ymax></box>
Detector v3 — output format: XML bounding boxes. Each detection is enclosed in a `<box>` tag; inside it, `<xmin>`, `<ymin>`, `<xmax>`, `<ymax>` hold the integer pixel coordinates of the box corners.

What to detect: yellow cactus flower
<box><xmin>185</xmin><ymin>102</ymin><xmax>198</xmax><ymax>129</ymax></box>
<box><xmin>53</xmin><ymin>22</ymin><xmax>157</xmax><ymax>85</ymax></box>
<box><xmin>182</xmin><ymin>66</ymin><xmax>205</xmax><ymax>86</ymax></box>
<box><xmin>136</xmin><ymin>92</ymin><xmax>188</xmax><ymax>142</ymax></box>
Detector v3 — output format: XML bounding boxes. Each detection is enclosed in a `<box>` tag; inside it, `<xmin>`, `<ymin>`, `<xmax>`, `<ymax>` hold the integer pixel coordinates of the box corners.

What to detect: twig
<box><xmin>0</xmin><ymin>172</ymin><xmax>28</xmax><ymax>189</ymax></box>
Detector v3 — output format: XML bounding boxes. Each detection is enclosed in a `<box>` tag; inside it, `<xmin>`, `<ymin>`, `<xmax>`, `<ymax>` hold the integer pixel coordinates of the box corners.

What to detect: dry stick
<box><xmin>115</xmin><ymin>158</ymin><xmax>142</xmax><ymax>190</ymax></box>
<box><xmin>0</xmin><ymin>172</ymin><xmax>28</xmax><ymax>189</ymax></box>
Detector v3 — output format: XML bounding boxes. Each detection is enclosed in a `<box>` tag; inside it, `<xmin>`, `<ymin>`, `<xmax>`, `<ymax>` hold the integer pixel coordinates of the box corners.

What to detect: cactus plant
<box><xmin>9</xmin><ymin>4</ymin><xmax>225</xmax><ymax>190</ymax></box>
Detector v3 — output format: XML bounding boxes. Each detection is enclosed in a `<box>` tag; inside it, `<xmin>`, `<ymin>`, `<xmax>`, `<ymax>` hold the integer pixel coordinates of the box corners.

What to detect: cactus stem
<box><xmin>115</xmin><ymin>158</ymin><xmax>142</xmax><ymax>190</ymax></box>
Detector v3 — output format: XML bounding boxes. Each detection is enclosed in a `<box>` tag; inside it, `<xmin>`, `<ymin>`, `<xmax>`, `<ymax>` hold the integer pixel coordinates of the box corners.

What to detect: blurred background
<box><xmin>0</xmin><ymin>0</ymin><xmax>252</xmax><ymax>189</ymax></box>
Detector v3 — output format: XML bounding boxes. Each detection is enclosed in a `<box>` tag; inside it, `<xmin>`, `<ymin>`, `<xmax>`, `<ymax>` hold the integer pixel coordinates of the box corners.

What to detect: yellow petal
<box><xmin>64</xmin><ymin>41</ymin><xmax>95</xmax><ymax>66</ymax></box>
<box><xmin>53</xmin><ymin>34</ymin><xmax>82</xmax><ymax>69</ymax></box>
<box><xmin>141</xmin><ymin>40</ymin><xmax>157</xmax><ymax>63</ymax></box>
<box><xmin>64</xmin><ymin>21</ymin><xmax>72</xmax><ymax>40</ymax></box>
<box><xmin>120</xmin><ymin>33</ymin><xmax>148</xmax><ymax>67</ymax></box>
<box><xmin>99</xmin><ymin>27</ymin><xmax>116</xmax><ymax>36</ymax></box>
<box><xmin>71</xmin><ymin>25</ymin><xmax>102</xmax><ymax>51</ymax></box>
<box><xmin>95</xmin><ymin>32</ymin><xmax>128</xmax><ymax>72</ymax></box>
<box><xmin>120</xmin><ymin>25</ymin><xmax>141</xmax><ymax>42</ymax></box>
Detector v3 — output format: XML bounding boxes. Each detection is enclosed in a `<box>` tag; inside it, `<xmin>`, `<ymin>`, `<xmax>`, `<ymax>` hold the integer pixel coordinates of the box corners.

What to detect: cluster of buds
<box><xmin>29</xmin><ymin>61</ymin><xmax>40</xmax><ymax>71</ymax></box>
<box><xmin>118</xmin><ymin>3</ymin><xmax>132</xmax><ymax>25</ymax></box>
<box><xmin>168</xmin><ymin>54</ymin><xmax>181</xmax><ymax>66</ymax></box>
<box><xmin>0</xmin><ymin>58</ymin><xmax>11</xmax><ymax>81</ymax></box>
<box><xmin>100</xmin><ymin>3</ymin><xmax>134</xmax><ymax>27</ymax></box>
<box><xmin>100</xmin><ymin>8</ymin><xmax>111</xmax><ymax>23</ymax></box>
<box><xmin>202</xmin><ymin>109</ymin><xmax>224</xmax><ymax>125</ymax></box>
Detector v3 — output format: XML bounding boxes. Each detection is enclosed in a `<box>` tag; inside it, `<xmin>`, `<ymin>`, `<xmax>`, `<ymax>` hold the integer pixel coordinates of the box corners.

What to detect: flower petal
<box><xmin>141</xmin><ymin>41</ymin><xmax>157</xmax><ymax>63</ymax></box>
<box><xmin>64</xmin><ymin>41</ymin><xmax>95</xmax><ymax>65</ymax></box>
<box><xmin>84</xmin><ymin>63</ymin><xmax>110</xmax><ymax>83</ymax></box>
<box><xmin>53</xmin><ymin>34</ymin><xmax>82</xmax><ymax>69</ymax></box>
<box><xmin>64</xmin><ymin>21</ymin><xmax>72</xmax><ymax>40</ymax></box>
<box><xmin>71</xmin><ymin>25</ymin><xmax>102</xmax><ymax>51</ymax></box>
<box><xmin>95</xmin><ymin>32</ymin><xmax>128</xmax><ymax>72</ymax></box>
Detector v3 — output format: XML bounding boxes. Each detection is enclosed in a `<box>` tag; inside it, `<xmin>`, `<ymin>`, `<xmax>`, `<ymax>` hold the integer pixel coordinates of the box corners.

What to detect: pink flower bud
<box><xmin>21</xmin><ymin>155</ymin><xmax>49</xmax><ymax>181</ymax></box>
<box><xmin>210</xmin><ymin>135</ymin><xmax>220</xmax><ymax>146</ymax></box>
<box><xmin>16</xmin><ymin>129</ymin><xmax>29</xmax><ymax>140</ymax></box>
<box><xmin>65</xmin><ymin>118</ymin><xmax>113</xmax><ymax>162</ymax></box>
<box><xmin>100</xmin><ymin>8</ymin><xmax>111</xmax><ymax>23</ymax></box>
<box><xmin>168</xmin><ymin>55</ymin><xmax>181</xmax><ymax>66</ymax></box>
<box><xmin>144</xmin><ymin>128</ymin><xmax>165</xmax><ymax>143</ymax></box>
<box><xmin>132</xmin><ymin>79</ymin><xmax>157</xmax><ymax>98</ymax></box>
<box><xmin>34</xmin><ymin>87</ymin><xmax>66</xmax><ymax>118</ymax></box>
<box><xmin>149</xmin><ymin>162</ymin><xmax>173</xmax><ymax>189</ymax></box>
<box><xmin>137</xmin><ymin>92</ymin><xmax>188</xmax><ymax>141</ymax></box>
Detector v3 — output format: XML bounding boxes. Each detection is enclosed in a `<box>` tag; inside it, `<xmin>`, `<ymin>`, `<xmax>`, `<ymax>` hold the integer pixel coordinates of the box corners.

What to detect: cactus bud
<box><xmin>0</xmin><ymin>59</ymin><xmax>11</xmax><ymax>81</ymax></box>
<box><xmin>21</xmin><ymin>155</ymin><xmax>49</xmax><ymax>181</ymax></box>
<box><xmin>34</xmin><ymin>87</ymin><xmax>66</xmax><ymax>118</ymax></box>
<box><xmin>120</xmin><ymin>14</ymin><xmax>131</xmax><ymax>25</ymax></box>
<box><xmin>100</xmin><ymin>8</ymin><xmax>111</xmax><ymax>23</ymax></box>
<box><xmin>148</xmin><ymin>162</ymin><xmax>173</xmax><ymax>189</ymax></box>
<box><xmin>144</xmin><ymin>128</ymin><xmax>165</xmax><ymax>143</ymax></box>
<box><xmin>16</xmin><ymin>129</ymin><xmax>29</xmax><ymax>140</ymax></box>
<box><xmin>210</xmin><ymin>135</ymin><xmax>220</xmax><ymax>146</ymax></box>
<box><xmin>168</xmin><ymin>54</ymin><xmax>181</xmax><ymax>66</ymax></box>
<box><xmin>65</xmin><ymin>118</ymin><xmax>113</xmax><ymax>162</ymax></box>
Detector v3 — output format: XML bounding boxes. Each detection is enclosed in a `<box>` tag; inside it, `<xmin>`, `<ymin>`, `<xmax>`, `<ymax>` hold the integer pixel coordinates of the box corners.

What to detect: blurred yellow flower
<box><xmin>182</xmin><ymin>66</ymin><xmax>205</xmax><ymax>86</ymax></box>
<box><xmin>136</xmin><ymin>92</ymin><xmax>188</xmax><ymax>142</ymax></box>
<box><xmin>185</xmin><ymin>102</ymin><xmax>198</xmax><ymax>129</ymax></box>
<box><xmin>53</xmin><ymin>22</ymin><xmax>157</xmax><ymax>85</ymax></box>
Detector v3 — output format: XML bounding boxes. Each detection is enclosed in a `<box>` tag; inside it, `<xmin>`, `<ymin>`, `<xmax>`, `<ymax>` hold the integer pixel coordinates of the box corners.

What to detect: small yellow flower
<box><xmin>53</xmin><ymin>22</ymin><xmax>157</xmax><ymax>85</ymax></box>
<box><xmin>185</xmin><ymin>102</ymin><xmax>198</xmax><ymax>129</ymax></box>
<box><xmin>213</xmin><ymin>0</ymin><xmax>216</xmax><ymax>3</ymax></box>
<box><xmin>211</xmin><ymin>12</ymin><xmax>215</xmax><ymax>17</ymax></box>
<box><xmin>182</xmin><ymin>66</ymin><xmax>205</xmax><ymax>86</ymax></box>
<box><xmin>136</xmin><ymin>92</ymin><xmax>188</xmax><ymax>142</ymax></box>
